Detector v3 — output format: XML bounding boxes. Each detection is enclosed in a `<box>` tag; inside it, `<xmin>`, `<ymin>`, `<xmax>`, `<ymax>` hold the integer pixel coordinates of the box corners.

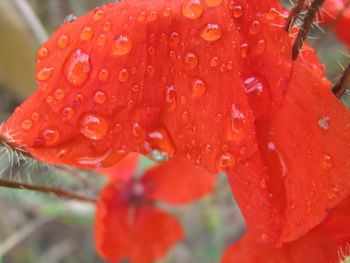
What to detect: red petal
<box><xmin>95</xmin><ymin>179</ymin><xmax>184</xmax><ymax>263</ymax></box>
<box><xmin>141</xmin><ymin>156</ymin><xmax>216</xmax><ymax>204</ymax></box>
<box><xmin>255</xmin><ymin>46</ymin><xmax>350</xmax><ymax>243</ymax></box>
<box><xmin>334</xmin><ymin>7</ymin><xmax>350</xmax><ymax>50</ymax></box>
<box><xmin>221</xmin><ymin>194</ymin><xmax>350</xmax><ymax>263</ymax></box>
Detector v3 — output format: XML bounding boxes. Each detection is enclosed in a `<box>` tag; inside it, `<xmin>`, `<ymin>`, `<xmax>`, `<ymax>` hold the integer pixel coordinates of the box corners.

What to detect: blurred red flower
<box><xmin>95</xmin><ymin>153</ymin><xmax>216</xmax><ymax>263</ymax></box>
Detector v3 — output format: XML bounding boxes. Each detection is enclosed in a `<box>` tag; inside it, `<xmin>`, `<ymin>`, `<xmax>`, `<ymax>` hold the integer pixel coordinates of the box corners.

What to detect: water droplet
<box><xmin>165</xmin><ymin>85</ymin><xmax>177</xmax><ymax>112</ymax></box>
<box><xmin>93</xmin><ymin>8</ymin><xmax>105</xmax><ymax>21</ymax></box>
<box><xmin>240</xmin><ymin>43</ymin><xmax>248</xmax><ymax>57</ymax></box>
<box><xmin>170</xmin><ymin>32</ymin><xmax>181</xmax><ymax>45</ymax></box>
<box><xmin>266</xmin><ymin>141</ymin><xmax>288</xmax><ymax>178</ymax></box>
<box><xmin>169</xmin><ymin>50</ymin><xmax>176</xmax><ymax>61</ymax></box>
<box><xmin>54</xmin><ymin>88</ymin><xmax>65</xmax><ymax>100</ymax></box>
<box><xmin>204</xmin><ymin>0</ymin><xmax>223</xmax><ymax>7</ymax></box>
<box><xmin>146</xmin><ymin>65</ymin><xmax>155</xmax><ymax>76</ymax></box>
<box><xmin>182</xmin><ymin>0</ymin><xmax>204</xmax><ymax>19</ymax></box>
<box><xmin>148</xmin><ymin>46</ymin><xmax>155</xmax><ymax>55</ymax></box>
<box><xmin>183</xmin><ymin>52</ymin><xmax>198</xmax><ymax>69</ymax></box>
<box><xmin>244</xmin><ymin>75</ymin><xmax>271</xmax><ymax>119</ymax></box>
<box><xmin>80</xmin><ymin>113</ymin><xmax>108</xmax><ymax>140</ymax></box>
<box><xmin>97</xmin><ymin>34</ymin><xmax>107</xmax><ymax>46</ymax></box>
<box><xmin>98</xmin><ymin>68</ymin><xmax>109</xmax><ymax>80</ymax></box>
<box><xmin>132</xmin><ymin>123</ymin><xmax>146</xmax><ymax>142</ymax></box>
<box><xmin>61</xmin><ymin>107</ymin><xmax>74</xmax><ymax>119</ymax></box>
<box><xmin>191</xmin><ymin>79</ymin><xmax>206</xmax><ymax>97</ymax></box>
<box><xmin>38</xmin><ymin>46</ymin><xmax>49</xmax><ymax>57</ymax></box>
<box><xmin>138</xmin><ymin>11</ymin><xmax>146</xmax><ymax>21</ymax></box>
<box><xmin>31</xmin><ymin>112</ymin><xmax>39</xmax><ymax>121</ymax></box>
<box><xmin>64</xmin><ymin>14</ymin><xmax>77</xmax><ymax>23</ymax></box>
<box><xmin>36</xmin><ymin>67</ymin><xmax>53</xmax><ymax>81</ymax></box>
<box><xmin>80</xmin><ymin>26</ymin><xmax>94</xmax><ymax>40</ymax></box>
<box><xmin>226</xmin><ymin>105</ymin><xmax>246</xmax><ymax>141</ymax></box>
<box><xmin>200</xmin><ymin>24</ymin><xmax>222</xmax><ymax>41</ymax></box>
<box><xmin>204</xmin><ymin>144</ymin><xmax>212</xmax><ymax>154</ymax></box>
<box><xmin>127</xmin><ymin>100</ymin><xmax>135</xmax><ymax>109</ymax></box>
<box><xmin>256</xmin><ymin>39</ymin><xmax>266</xmax><ymax>54</ymax></box>
<box><xmin>103</xmin><ymin>21</ymin><xmax>112</xmax><ymax>31</ymax></box>
<box><xmin>210</xmin><ymin>56</ymin><xmax>218</xmax><ymax>67</ymax></box>
<box><xmin>46</xmin><ymin>96</ymin><xmax>53</xmax><ymax>104</ymax></box>
<box><xmin>147</xmin><ymin>10</ymin><xmax>158</xmax><ymax>21</ymax></box>
<box><xmin>148</xmin><ymin>150</ymin><xmax>170</xmax><ymax>162</ymax></box>
<box><xmin>118</xmin><ymin>68</ymin><xmax>129</xmax><ymax>82</ymax></box>
<box><xmin>249</xmin><ymin>20</ymin><xmax>261</xmax><ymax>34</ymax></box>
<box><xmin>320</xmin><ymin>153</ymin><xmax>333</xmax><ymax>170</ymax></box>
<box><xmin>57</xmin><ymin>34</ymin><xmax>69</xmax><ymax>48</ymax></box>
<box><xmin>318</xmin><ymin>116</ymin><xmax>330</xmax><ymax>131</ymax></box>
<box><xmin>260</xmin><ymin>179</ymin><xmax>267</xmax><ymax>189</ymax></box>
<box><xmin>94</xmin><ymin>91</ymin><xmax>107</xmax><ymax>104</ymax></box>
<box><xmin>328</xmin><ymin>186</ymin><xmax>339</xmax><ymax>200</ymax></box>
<box><xmin>132</xmin><ymin>84</ymin><xmax>140</xmax><ymax>93</ymax></box>
<box><xmin>182</xmin><ymin>111</ymin><xmax>189</xmax><ymax>121</ymax></box>
<box><xmin>216</xmin><ymin>153</ymin><xmax>235</xmax><ymax>172</ymax></box>
<box><xmin>233</xmin><ymin>5</ymin><xmax>243</xmax><ymax>18</ymax></box>
<box><xmin>42</xmin><ymin>128</ymin><xmax>60</xmax><ymax>146</ymax></box>
<box><xmin>112</xmin><ymin>35</ymin><xmax>132</xmax><ymax>55</ymax></box>
<box><xmin>63</xmin><ymin>49</ymin><xmax>91</xmax><ymax>86</ymax></box>
<box><xmin>162</xmin><ymin>7</ymin><xmax>171</xmax><ymax>17</ymax></box>
<box><xmin>21</xmin><ymin>119</ymin><xmax>32</xmax><ymax>130</ymax></box>
<box><xmin>144</xmin><ymin>127</ymin><xmax>175</xmax><ymax>154</ymax></box>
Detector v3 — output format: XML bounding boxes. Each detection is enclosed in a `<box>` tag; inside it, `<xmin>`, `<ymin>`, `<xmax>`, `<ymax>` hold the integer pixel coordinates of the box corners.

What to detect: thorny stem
<box><xmin>0</xmin><ymin>133</ymin><xmax>32</xmax><ymax>159</ymax></box>
<box><xmin>332</xmin><ymin>62</ymin><xmax>350</xmax><ymax>98</ymax></box>
<box><xmin>292</xmin><ymin>0</ymin><xmax>326</xmax><ymax>61</ymax></box>
<box><xmin>285</xmin><ymin>0</ymin><xmax>306</xmax><ymax>32</ymax></box>
<box><xmin>0</xmin><ymin>178</ymin><xmax>96</xmax><ymax>203</ymax></box>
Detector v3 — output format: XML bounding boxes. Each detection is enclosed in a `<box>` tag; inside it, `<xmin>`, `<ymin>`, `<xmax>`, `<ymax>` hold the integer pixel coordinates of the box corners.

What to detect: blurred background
<box><xmin>0</xmin><ymin>0</ymin><xmax>349</xmax><ymax>262</ymax></box>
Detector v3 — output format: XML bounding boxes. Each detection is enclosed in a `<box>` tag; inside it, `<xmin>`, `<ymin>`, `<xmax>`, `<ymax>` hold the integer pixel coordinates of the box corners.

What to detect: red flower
<box><xmin>221</xmin><ymin>193</ymin><xmax>350</xmax><ymax>263</ymax></box>
<box><xmin>1</xmin><ymin>0</ymin><xmax>350</xmax><ymax>246</ymax></box>
<box><xmin>94</xmin><ymin>153</ymin><xmax>216</xmax><ymax>263</ymax></box>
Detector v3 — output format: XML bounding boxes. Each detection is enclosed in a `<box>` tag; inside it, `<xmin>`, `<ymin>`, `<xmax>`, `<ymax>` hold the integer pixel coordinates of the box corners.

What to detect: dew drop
<box><xmin>204</xmin><ymin>144</ymin><xmax>212</xmax><ymax>154</ymax></box>
<box><xmin>170</xmin><ymin>32</ymin><xmax>181</xmax><ymax>45</ymax></box>
<box><xmin>148</xmin><ymin>46</ymin><xmax>155</xmax><ymax>55</ymax></box>
<box><xmin>191</xmin><ymin>79</ymin><xmax>206</xmax><ymax>97</ymax></box>
<box><xmin>80</xmin><ymin>113</ymin><xmax>108</xmax><ymax>140</ymax></box>
<box><xmin>169</xmin><ymin>50</ymin><xmax>176</xmax><ymax>61</ymax></box>
<box><xmin>93</xmin><ymin>91</ymin><xmax>107</xmax><ymax>104</ymax></box>
<box><xmin>233</xmin><ymin>5</ymin><xmax>243</xmax><ymax>18</ymax></box>
<box><xmin>148</xmin><ymin>150</ymin><xmax>170</xmax><ymax>162</ymax></box>
<box><xmin>98</xmin><ymin>68</ymin><xmax>109</xmax><ymax>80</ymax></box>
<box><xmin>118</xmin><ymin>68</ymin><xmax>129</xmax><ymax>82</ymax></box>
<box><xmin>36</xmin><ymin>67</ymin><xmax>53</xmax><ymax>81</ymax></box>
<box><xmin>320</xmin><ymin>153</ymin><xmax>334</xmax><ymax>170</ymax></box>
<box><xmin>93</xmin><ymin>8</ymin><xmax>106</xmax><ymax>21</ymax></box>
<box><xmin>328</xmin><ymin>186</ymin><xmax>339</xmax><ymax>200</ymax></box>
<box><xmin>318</xmin><ymin>116</ymin><xmax>330</xmax><ymax>131</ymax></box>
<box><xmin>21</xmin><ymin>119</ymin><xmax>32</xmax><ymax>130</ymax></box>
<box><xmin>200</xmin><ymin>24</ymin><xmax>222</xmax><ymax>42</ymax></box>
<box><xmin>103</xmin><ymin>21</ymin><xmax>112</xmax><ymax>31</ymax></box>
<box><xmin>146</xmin><ymin>65</ymin><xmax>155</xmax><ymax>76</ymax></box>
<box><xmin>61</xmin><ymin>107</ymin><xmax>74</xmax><ymax>119</ymax></box>
<box><xmin>183</xmin><ymin>52</ymin><xmax>198</xmax><ymax>69</ymax></box>
<box><xmin>147</xmin><ymin>10</ymin><xmax>158</xmax><ymax>21</ymax></box>
<box><xmin>57</xmin><ymin>34</ymin><xmax>69</xmax><ymax>48</ymax></box>
<box><xmin>64</xmin><ymin>49</ymin><xmax>91</xmax><ymax>86</ymax></box>
<box><xmin>42</xmin><ymin>128</ymin><xmax>60</xmax><ymax>146</ymax></box>
<box><xmin>249</xmin><ymin>20</ymin><xmax>261</xmax><ymax>34</ymax></box>
<box><xmin>132</xmin><ymin>123</ymin><xmax>146</xmax><ymax>142</ymax></box>
<box><xmin>54</xmin><ymin>88</ymin><xmax>65</xmax><ymax>100</ymax></box>
<box><xmin>64</xmin><ymin>14</ymin><xmax>77</xmax><ymax>23</ymax></box>
<box><xmin>216</xmin><ymin>153</ymin><xmax>235</xmax><ymax>172</ymax></box>
<box><xmin>204</xmin><ymin>0</ymin><xmax>223</xmax><ymax>7</ymax></box>
<box><xmin>31</xmin><ymin>112</ymin><xmax>39</xmax><ymax>121</ymax></box>
<box><xmin>38</xmin><ymin>46</ymin><xmax>49</xmax><ymax>57</ymax></box>
<box><xmin>182</xmin><ymin>0</ymin><xmax>205</xmax><ymax>19</ymax></box>
<box><xmin>162</xmin><ymin>7</ymin><xmax>171</xmax><ymax>17</ymax></box>
<box><xmin>182</xmin><ymin>111</ymin><xmax>189</xmax><ymax>121</ymax></box>
<box><xmin>80</xmin><ymin>26</ymin><xmax>94</xmax><ymax>40</ymax></box>
<box><xmin>210</xmin><ymin>56</ymin><xmax>218</xmax><ymax>67</ymax></box>
<box><xmin>165</xmin><ymin>85</ymin><xmax>177</xmax><ymax>112</ymax></box>
<box><xmin>226</xmin><ymin>105</ymin><xmax>246</xmax><ymax>141</ymax></box>
<box><xmin>138</xmin><ymin>11</ymin><xmax>146</xmax><ymax>21</ymax></box>
<box><xmin>97</xmin><ymin>34</ymin><xmax>107</xmax><ymax>46</ymax></box>
<box><xmin>256</xmin><ymin>39</ymin><xmax>266</xmax><ymax>54</ymax></box>
<box><xmin>244</xmin><ymin>75</ymin><xmax>271</xmax><ymax>119</ymax></box>
<box><xmin>144</xmin><ymin>127</ymin><xmax>176</xmax><ymax>154</ymax></box>
<box><xmin>132</xmin><ymin>84</ymin><xmax>140</xmax><ymax>93</ymax></box>
<box><xmin>112</xmin><ymin>35</ymin><xmax>132</xmax><ymax>55</ymax></box>
<box><xmin>127</xmin><ymin>100</ymin><xmax>135</xmax><ymax>109</ymax></box>
<box><xmin>240</xmin><ymin>43</ymin><xmax>248</xmax><ymax>58</ymax></box>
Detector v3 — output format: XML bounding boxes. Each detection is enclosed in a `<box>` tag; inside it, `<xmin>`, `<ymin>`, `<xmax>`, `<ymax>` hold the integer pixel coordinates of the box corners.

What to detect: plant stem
<box><xmin>0</xmin><ymin>178</ymin><xmax>96</xmax><ymax>203</ymax></box>
<box><xmin>332</xmin><ymin>62</ymin><xmax>350</xmax><ymax>98</ymax></box>
<box><xmin>285</xmin><ymin>0</ymin><xmax>306</xmax><ymax>32</ymax></box>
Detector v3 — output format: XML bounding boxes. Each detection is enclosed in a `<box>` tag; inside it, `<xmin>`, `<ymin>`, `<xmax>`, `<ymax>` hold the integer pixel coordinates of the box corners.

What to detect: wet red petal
<box><xmin>95</xmin><ymin>179</ymin><xmax>184</xmax><ymax>263</ymax></box>
<box><xmin>334</xmin><ymin>7</ymin><xmax>350</xmax><ymax>50</ymax></box>
<box><xmin>142</xmin><ymin>156</ymin><xmax>216</xmax><ymax>204</ymax></box>
<box><xmin>255</xmin><ymin>46</ymin><xmax>350</xmax><ymax>243</ymax></box>
<box><xmin>221</xmin><ymin>194</ymin><xmax>350</xmax><ymax>263</ymax></box>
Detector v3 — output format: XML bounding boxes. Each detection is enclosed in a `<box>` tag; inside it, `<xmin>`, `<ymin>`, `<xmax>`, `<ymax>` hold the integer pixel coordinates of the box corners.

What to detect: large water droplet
<box><xmin>98</xmin><ymin>68</ymin><xmax>109</xmax><ymax>80</ymax></box>
<box><xmin>93</xmin><ymin>91</ymin><xmax>107</xmax><ymax>104</ymax></box>
<box><xmin>320</xmin><ymin>153</ymin><xmax>333</xmax><ymax>170</ymax></box>
<box><xmin>118</xmin><ymin>68</ymin><xmax>129</xmax><ymax>82</ymax></box>
<box><xmin>38</xmin><ymin>46</ymin><xmax>49</xmax><ymax>58</ymax></box>
<box><xmin>112</xmin><ymin>35</ymin><xmax>132</xmax><ymax>55</ymax></box>
<box><xmin>36</xmin><ymin>67</ymin><xmax>53</xmax><ymax>81</ymax></box>
<box><xmin>21</xmin><ymin>119</ymin><xmax>32</xmax><ymax>130</ymax></box>
<box><xmin>183</xmin><ymin>52</ymin><xmax>198</xmax><ymax>69</ymax></box>
<box><xmin>148</xmin><ymin>150</ymin><xmax>169</xmax><ymax>162</ymax></box>
<box><xmin>182</xmin><ymin>0</ymin><xmax>204</xmax><ymax>19</ymax></box>
<box><xmin>54</xmin><ymin>88</ymin><xmax>65</xmax><ymax>100</ymax></box>
<box><xmin>42</xmin><ymin>128</ymin><xmax>60</xmax><ymax>146</ymax></box>
<box><xmin>80</xmin><ymin>113</ymin><xmax>108</xmax><ymax>140</ymax></box>
<box><xmin>216</xmin><ymin>153</ymin><xmax>235</xmax><ymax>172</ymax></box>
<box><xmin>200</xmin><ymin>24</ymin><xmax>222</xmax><ymax>41</ymax></box>
<box><xmin>165</xmin><ymin>85</ymin><xmax>177</xmax><ymax>112</ymax></box>
<box><xmin>57</xmin><ymin>34</ymin><xmax>69</xmax><ymax>48</ymax></box>
<box><xmin>63</xmin><ymin>49</ymin><xmax>91</xmax><ymax>86</ymax></box>
<box><xmin>191</xmin><ymin>79</ymin><xmax>206</xmax><ymax>97</ymax></box>
<box><xmin>226</xmin><ymin>105</ymin><xmax>246</xmax><ymax>141</ymax></box>
<box><xmin>93</xmin><ymin>8</ymin><xmax>106</xmax><ymax>21</ymax></box>
<box><xmin>244</xmin><ymin>75</ymin><xmax>271</xmax><ymax>119</ymax></box>
<box><xmin>144</xmin><ymin>127</ymin><xmax>176</xmax><ymax>154</ymax></box>
<box><xmin>80</xmin><ymin>26</ymin><xmax>94</xmax><ymax>40</ymax></box>
<box><xmin>233</xmin><ymin>5</ymin><xmax>243</xmax><ymax>18</ymax></box>
<box><xmin>249</xmin><ymin>20</ymin><xmax>261</xmax><ymax>34</ymax></box>
<box><xmin>61</xmin><ymin>107</ymin><xmax>74</xmax><ymax>119</ymax></box>
<box><xmin>204</xmin><ymin>0</ymin><xmax>223</xmax><ymax>7</ymax></box>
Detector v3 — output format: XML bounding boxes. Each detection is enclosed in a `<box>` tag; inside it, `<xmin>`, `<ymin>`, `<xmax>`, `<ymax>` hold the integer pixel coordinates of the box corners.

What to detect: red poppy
<box><xmin>94</xmin><ymin>153</ymin><xmax>216</xmax><ymax>263</ymax></box>
<box><xmin>1</xmin><ymin>0</ymin><xmax>350</xmax><ymax>246</ymax></box>
<box><xmin>221</xmin><ymin>192</ymin><xmax>350</xmax><ymax>263</ymax></box>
